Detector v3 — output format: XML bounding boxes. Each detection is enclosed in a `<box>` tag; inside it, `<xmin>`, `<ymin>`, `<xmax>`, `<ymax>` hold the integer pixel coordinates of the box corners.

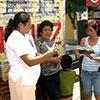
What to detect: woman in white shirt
<box><xmin>4</xmin><ymin>12</ymin><xmax>57</xmax><ymax>100</ymax></box>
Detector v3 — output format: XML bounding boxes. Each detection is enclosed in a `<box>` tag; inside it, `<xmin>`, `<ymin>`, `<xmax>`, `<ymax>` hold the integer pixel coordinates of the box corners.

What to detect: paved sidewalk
<box><xmin>73</xmin><ymin>82</ymin><xmax>80</xmax><ymax>100</ymax></box>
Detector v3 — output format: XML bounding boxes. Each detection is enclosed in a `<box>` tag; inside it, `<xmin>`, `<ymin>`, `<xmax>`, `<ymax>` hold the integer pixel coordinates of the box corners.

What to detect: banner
<box><xmin>0</xmin><ymin>0</ymin><xmax>65</xmax><ymax>55</ymax></box>
<box><xmin>0</xmin><ymin>26</ymin><xmax>4</xmax><ymax>53</ymax></box>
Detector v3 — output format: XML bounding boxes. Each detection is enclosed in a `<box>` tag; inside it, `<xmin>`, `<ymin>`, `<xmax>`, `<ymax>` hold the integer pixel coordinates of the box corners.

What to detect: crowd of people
<box><xmin>4</xmin><ymin>11</ymin><xmax>100</xmax><ymax>100</ymax></box>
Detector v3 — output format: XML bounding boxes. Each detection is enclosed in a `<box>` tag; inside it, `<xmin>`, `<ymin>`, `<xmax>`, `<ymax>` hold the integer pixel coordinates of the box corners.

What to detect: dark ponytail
<box><xmin>4</xmin><ymin>12</ymin><xmax>30</xmax><ymax>42</ymax></box>
<box><xmin>4</xmin><ymin>19</ymin><xmax>14</xmax><ymax>42</ymax></box>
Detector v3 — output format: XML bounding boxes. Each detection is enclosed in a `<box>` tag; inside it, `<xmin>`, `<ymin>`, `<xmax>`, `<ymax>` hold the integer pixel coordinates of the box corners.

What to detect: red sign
<box><xmin>52</xmin><ymin>22</ymin><xmax>61</xmax><ymax>41</ymax></box>
<box><xmin>0</xmin><ymin>27</ymin><xmax>4</xmax><ymax>53</ymax></box>
<box><xmin>86</xmin><ymin>0</ymin><xmax>100</xmax><ymax>7</ymax></box>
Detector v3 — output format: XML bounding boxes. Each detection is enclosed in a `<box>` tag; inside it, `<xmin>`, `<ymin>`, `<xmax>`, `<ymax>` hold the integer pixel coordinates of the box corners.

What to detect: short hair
<box><xmin>37</xmin><ymin>20</ymin><xmax>53</xmax><ymax>37</ymax></box>
<box><xmin>60</xmin><ymin>54</ymin><xmax>72</xmax><ymax>69</ymax></box>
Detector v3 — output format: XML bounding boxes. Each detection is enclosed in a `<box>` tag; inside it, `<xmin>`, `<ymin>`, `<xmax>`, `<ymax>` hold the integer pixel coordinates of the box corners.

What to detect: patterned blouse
<box><xmin>35</xmin><ymin>37</ymin><xmax>60</xmax><ymax>76</ymax></box>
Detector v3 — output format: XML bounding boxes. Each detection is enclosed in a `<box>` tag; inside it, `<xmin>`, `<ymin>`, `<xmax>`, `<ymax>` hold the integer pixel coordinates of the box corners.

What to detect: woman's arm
<box><xmin>84</xmin><ymin>52</ymin><xmax>100</xmax><ymax>61</ymax></box>
<box><xmin>92</xmin><ymin>57</ymin><xmax>100</xmax><ymax>61</ymax></box>
<box><xmin>73</xmin><ymin>38</ymin><xmax>85</xmax><ymax>59</ymax></box>
<box><xmin>73</xmin><ymin>48</ymin><xmax>81</xmax><ymax>59</ymax></box>
<box><xmin>20</xmin><ymin>44</ymin><xmax>57</xmax><ymax>67</ymax></box>
<box><xmin>35</xmin><ymin>44</ymin><xmax>61</xmax><ymax>64</ymax></box>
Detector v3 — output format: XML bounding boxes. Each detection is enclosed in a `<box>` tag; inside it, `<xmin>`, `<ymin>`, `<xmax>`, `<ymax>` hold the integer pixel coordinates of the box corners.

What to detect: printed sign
<box><xmin>0</xmin><ymin>27</ymin><xmax>4</xmax><ymax>53</ymax></box>
<box><xmin>86</xmin><ymin>0</ymin><xmax>100</xmax><ymax>7</ymax></box>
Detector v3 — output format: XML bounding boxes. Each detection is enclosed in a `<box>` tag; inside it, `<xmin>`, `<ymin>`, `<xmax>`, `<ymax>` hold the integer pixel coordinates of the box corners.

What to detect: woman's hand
<box><xmin>84</xmin><ymin>51</ymin><xmax>100</xmax><ymax>61</ymax></box>
<box><xmin>73</xmin><ymin>48</ymin><xmax>79</xmax><ymax>54</ymax></box>
<box><xmin>73</xmin><ymin>48</ymin><xmax>81</xmax><ymax>59</ymax></box>
<box><xmin>45</xmin><ymin>44</ymin><xmax>58</xmax><ymax>56</ymax></box>
<box><xmin>41</xmin><ymin>56</ymin><xmax>61</xmax><ymax>64</ymax></box>
<box><xmin>50</xmin><ymin>57</ymin><xmax>61</xmax><ymax>64</ymax></box>
<box><xmin>84</xmin><ymin>51</ymin><xmax>93</xmax><ymax>59</ymax></box>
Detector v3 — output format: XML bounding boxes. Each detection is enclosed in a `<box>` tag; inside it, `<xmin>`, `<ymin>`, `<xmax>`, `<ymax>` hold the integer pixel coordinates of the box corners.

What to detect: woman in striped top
<box><xmin>73</xmin><ymin>20</ymin><xmax>100</xmax><ymax>100</ymax></box>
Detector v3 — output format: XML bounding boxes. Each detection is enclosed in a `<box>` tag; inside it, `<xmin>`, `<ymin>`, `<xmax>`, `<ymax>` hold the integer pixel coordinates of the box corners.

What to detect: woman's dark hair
<box><xmin>4</xmin><ymin>12</ymin><xmax>30</xmax><ymax>42</ymax></box>
<box><xmin>96</xmin><ymin>20</ymin><xmax>100</xmax><ymax>36</ymax></box>
<box><xmin>85</xmin><ymin>20</ymin><xmax>98</xmax><ymax>31</ymax></box>
<box><xmin>60</xmin><ymin>54</ymin><xmax>72</xmax><ymax>70</ymax></box>
<box><xmin>37</xmin><ymin>20</ymin><xmax>53</xmax><ymax>37</ymax></box>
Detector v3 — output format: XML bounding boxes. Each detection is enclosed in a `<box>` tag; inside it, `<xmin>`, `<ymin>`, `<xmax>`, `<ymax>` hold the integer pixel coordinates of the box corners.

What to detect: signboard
<box><xmin>0</xmin><ymin>27</ymin><xmax>4</xmax><ymax>53</ymax></box>
<box><xmin>86</xmin><ymin>0</ymin><xmax>100</xmax><ymax>7</ymax></box>
<box><xmin>0</xmin><ymin>0</ymin><xmax>65</xmax><ymax>55</ymax></box>
<box><xmin>0</xmin><ymin>0</ymin><xmax>64</xmax><ymax>23</ymax></box>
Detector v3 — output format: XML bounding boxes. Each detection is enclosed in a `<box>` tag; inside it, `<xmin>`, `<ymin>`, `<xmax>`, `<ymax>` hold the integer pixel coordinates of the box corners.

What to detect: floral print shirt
<box><xmin>35</xmin><ymin>37</ymin><xmax>60</xmax><ymax>76</ymax></box>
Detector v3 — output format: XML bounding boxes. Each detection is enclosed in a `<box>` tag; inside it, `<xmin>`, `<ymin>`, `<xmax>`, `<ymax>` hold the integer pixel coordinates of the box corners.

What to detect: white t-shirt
<box><xmin>6</xmin><ymin>30</ymin><xmax>40</xmax><ymax>86</ymax></box>
<box><xmin>82</xmin><ymin>37</ymin><xmax>100</xmax><ymax>71</ymax></box>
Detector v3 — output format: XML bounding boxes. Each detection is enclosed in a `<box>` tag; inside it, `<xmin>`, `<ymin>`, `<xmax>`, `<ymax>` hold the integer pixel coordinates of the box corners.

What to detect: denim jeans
<box><xmin>81</xmin><ymin>70</ymin><xmax>100</xmax><ymax>96</ymax></box>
